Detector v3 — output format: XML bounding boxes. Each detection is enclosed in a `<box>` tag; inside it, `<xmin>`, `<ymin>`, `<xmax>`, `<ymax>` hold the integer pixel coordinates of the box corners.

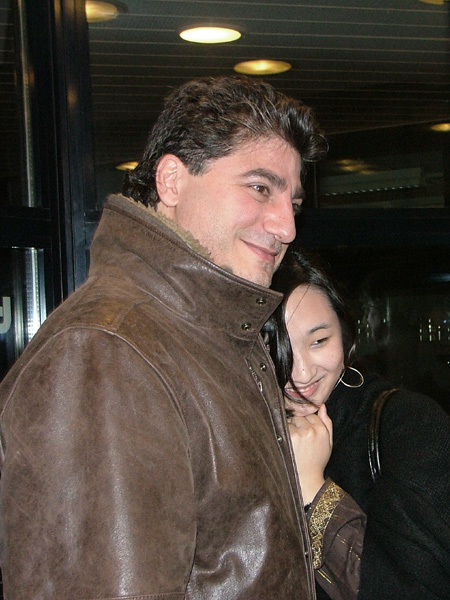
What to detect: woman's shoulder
<box><xmin>328</xmin><ymin>370</ymin><xmax>450</xmax><ymax>442</ymax></box>
<box><xmin>358</xmin><ymin>374</ymin><xmax>450</xmax><ymax>502</ymax></box>
<box><xmin>346</xmin><ymin>371</ymin><xmax>447</xmax><ymax>417</ymax></box>
<box><xmin>374</xmin><ymin>378</ymin><xmax>449</xmax><ymax>426</ymax></box>
<box><xmin>326</xmin><ymin>371</ymin><xmax>388</xmax><ymax>422</ymax></box>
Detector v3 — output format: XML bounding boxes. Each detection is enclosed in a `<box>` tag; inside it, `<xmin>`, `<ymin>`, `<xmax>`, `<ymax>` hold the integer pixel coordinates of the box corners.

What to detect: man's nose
<box><xmin>264</xmin><ymin>195</ymin><xmax>297</xmax><ymax>244</ymax></box>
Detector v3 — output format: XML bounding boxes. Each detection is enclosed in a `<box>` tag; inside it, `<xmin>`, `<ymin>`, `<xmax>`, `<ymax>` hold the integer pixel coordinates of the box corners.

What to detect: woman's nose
<box><xmin>293</xmin><ymin>353</ymin><xmax>315</xmax><ymax>382</ymax></box>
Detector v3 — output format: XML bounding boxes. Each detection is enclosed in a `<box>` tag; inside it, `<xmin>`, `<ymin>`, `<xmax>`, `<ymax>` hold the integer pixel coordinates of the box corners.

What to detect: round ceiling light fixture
<box><xmin>430</xmin><ymin>122</ymin><xmax>450</xmax><ymax>132</ymax></box>
<box><xmin>334</xmin><ymin>159</ymin><xmax>375</xmax><ymax>174</ymax></box>
<box><xmin>234</xmin><ymin>60</ymin><xmax>292</xmax><ymax>76</ymax></box>
<box><xmin>85</xmin><ymin>1</ymin><xmax>127</xmax><ymax>23</ymax></box>
<box><xmin>115</xmin><ymin>161</ymin><xmax>138</xmax><ymax>171</ymax></box>
<box><xmin>417</xmin><ymin>0</ymin><xmax>448</xmax><ymax>4</ymax></box>
<box><xmin>179</xmin><ymin>26</ymin><xmax>241</xmax><ymax>44</ymax></box>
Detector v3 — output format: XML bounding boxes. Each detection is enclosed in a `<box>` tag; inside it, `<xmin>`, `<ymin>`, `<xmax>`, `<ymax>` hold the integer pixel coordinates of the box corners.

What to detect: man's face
<box><xmin>158</xmin><ymin>137</ymin><xmax>303</xmax><ymax>287</ymax></box>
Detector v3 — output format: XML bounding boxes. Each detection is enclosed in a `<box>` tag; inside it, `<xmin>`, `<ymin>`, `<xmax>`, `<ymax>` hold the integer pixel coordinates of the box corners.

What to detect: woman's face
<box><xmin>284</xmin><ymin>284</ymin><xmax>345</xmax><ymax>416</ymax></box>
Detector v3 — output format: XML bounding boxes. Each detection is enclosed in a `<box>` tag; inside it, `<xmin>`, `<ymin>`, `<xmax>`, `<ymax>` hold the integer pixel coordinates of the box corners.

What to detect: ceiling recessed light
<box><xmin>335</xmin><ymin>159</ymin><xmax>375</xmax><ymax>174</ymax></box>
<box><xmin>418</xmin><ymin>0</ymin><xmax>448</xmax><ymax>4</ymax></box>
<box><xmin>234</xmin><ymin>60</ymin><xmax>292</xmax><ymax>76</ymax></box>
<box><xmin>85</xmin><ymin>1</ymin><xmax>127</xmax><ymax>23</ymax></box>
<box><xmin>430</xmin><ymin>122</ymin><xmax>450</xmax><ymax>132</ymax></box>
<box><xmin>116</xmin><ymin>161</ymin><xmax>138</xmax><ymax>171</ymax></box>
<box><xmin>179</xmin><ymin>26</ymin><xmax>241</xmax><ymax>44</ymax></box>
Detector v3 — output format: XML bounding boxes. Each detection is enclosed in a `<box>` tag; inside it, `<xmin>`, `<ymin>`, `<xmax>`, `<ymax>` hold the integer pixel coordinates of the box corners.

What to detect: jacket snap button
<box><xmin>276</xmin><ymin>435</ymin><xmax>283</xmax><ymax>443</ymax></box>
<box><xmin>241</xmin><ymin>322</ymin><xmax>252</xmax><ymax>330</ymax></box>
<box><xmin>259</xmin><ymin>363</ymin><xmax>267</xmax><ymax>371</ymax></box>
<box><xmin>256</xmin><ymin>297</ymin><xmax>266</xmax><ymax>305</ymax></box>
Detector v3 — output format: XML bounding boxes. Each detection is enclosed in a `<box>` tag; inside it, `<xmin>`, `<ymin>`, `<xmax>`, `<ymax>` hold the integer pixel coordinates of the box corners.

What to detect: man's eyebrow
<box><xmin>242</xmin><ymin>168</ymin><xmax>305</xmax><ymax>200</ymax></box>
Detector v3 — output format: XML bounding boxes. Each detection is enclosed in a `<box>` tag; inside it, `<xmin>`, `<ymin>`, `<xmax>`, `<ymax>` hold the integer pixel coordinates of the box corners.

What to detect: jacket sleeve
<box><xmin>307</xmin><ymin>478</ymin><xmax>366</xmax><ymax>600</ymax></box>
<box><xmin>0</xmin><ymin>328</ymin><xmax>194</xmax><ymax>600</ymax></box>
<box><xmin>358</xmin><ymin>392</ymin><xmax>450</xmax><ymax>600</ymax></box>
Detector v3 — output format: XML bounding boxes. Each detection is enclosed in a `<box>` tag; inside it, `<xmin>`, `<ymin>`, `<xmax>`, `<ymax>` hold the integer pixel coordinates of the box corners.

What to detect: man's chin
<box><xmin>218</xmin><ymin>261</ymin><xmax>273</xmax><ymax>288</ymax></box>
<box><xmin>240</xmin><ymin>270</ymin><xmax>272</xmax><ymax>288</ymax></box>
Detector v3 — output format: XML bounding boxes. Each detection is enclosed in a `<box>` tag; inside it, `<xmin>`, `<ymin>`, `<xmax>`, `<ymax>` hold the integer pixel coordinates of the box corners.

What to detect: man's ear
<box><xmin>155</xmin><ymin>154</ymin><xmax>185</xmax><ymax>208</ymax></box>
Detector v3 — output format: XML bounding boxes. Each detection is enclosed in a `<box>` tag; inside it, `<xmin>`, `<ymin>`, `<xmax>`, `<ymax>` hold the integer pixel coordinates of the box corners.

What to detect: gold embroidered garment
<box><xmin>306</xmin><ymin>478</ymin><xmax>366</xmax><ymax>600</ymax></box>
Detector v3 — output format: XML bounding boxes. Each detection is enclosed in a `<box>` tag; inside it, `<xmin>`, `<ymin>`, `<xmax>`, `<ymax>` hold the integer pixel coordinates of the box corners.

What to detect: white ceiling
<box><xmin>0</xmin><ymin>0</ymin><xmax>448</xmax><ymax>176</ymax></box>
<box><xmin>88</xmin><ymin>0</ymin><xmax>450</xmax><ymax>167</ymax></box>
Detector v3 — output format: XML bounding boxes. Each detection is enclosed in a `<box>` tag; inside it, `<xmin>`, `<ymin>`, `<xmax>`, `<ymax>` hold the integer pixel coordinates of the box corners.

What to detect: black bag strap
<box><xmin>368</xmin><ymin>388</ymin><xmax>400</xmax><ymax>483</ymax></box>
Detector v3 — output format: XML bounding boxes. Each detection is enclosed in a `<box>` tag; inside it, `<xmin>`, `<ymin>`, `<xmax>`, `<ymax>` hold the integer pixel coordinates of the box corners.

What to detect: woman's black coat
<box><xmin>317</xmin><ymin>371</ymin><xmax>450</xmax><ymax>600</ymax></box>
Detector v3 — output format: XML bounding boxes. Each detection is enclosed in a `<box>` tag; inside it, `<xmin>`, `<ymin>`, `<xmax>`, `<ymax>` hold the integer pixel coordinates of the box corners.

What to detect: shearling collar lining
<box><xmin>123</xmin><ymin>195</ymin><xmax>212</xmax><ymax>261</ymax></box>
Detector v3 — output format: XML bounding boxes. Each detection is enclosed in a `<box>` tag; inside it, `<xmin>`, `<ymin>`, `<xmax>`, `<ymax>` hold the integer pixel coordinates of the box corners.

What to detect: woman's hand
<box><xmin>288</xmin><ymin>404</ymin><xmax>333</xmax><ymax>505</ymax></box>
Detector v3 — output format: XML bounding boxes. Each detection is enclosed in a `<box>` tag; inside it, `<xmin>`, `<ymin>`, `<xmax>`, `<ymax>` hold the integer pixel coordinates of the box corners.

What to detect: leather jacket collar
<box><xmin>90</xmin><ymin>194</ymin><xmax>284</xmax><ymax>341</ymax></box>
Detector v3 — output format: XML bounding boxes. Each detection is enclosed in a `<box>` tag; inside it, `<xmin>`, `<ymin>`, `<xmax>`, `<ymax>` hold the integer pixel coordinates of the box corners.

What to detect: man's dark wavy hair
<box><xmin>122</xmin><ymin>75</ymin><xmax>327</xmax><ymax>207</ymax></box>
<box><xmin>265</xmin><ymin>249</ymin><xmax>357</xmax><ymax>402</ymax></box>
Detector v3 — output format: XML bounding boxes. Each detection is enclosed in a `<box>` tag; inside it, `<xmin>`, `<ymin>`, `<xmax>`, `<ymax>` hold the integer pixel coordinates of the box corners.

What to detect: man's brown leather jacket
<box><xmin>0</xmin><ymin>195</ymin><xmax>316</xmax><ymax>599</ymax></box>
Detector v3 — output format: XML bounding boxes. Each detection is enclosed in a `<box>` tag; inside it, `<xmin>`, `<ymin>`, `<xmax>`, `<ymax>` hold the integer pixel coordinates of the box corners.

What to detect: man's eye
<box><xmin>251</xmin><ymin>184</ymin><xmax>269</xmax><ymax>195</ymax></box>
<box><xmin>293</xmin><ymin>203</ymin><xmax>303</xmax><ymax>216</ymax></box>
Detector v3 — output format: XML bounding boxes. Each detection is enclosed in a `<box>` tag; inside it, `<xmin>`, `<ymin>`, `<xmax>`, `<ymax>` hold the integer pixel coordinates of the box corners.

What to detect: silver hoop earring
<box><xmin>337</xmin><ymin>366</ymin><xmax>364</xmax><ymax>389</ymax></box>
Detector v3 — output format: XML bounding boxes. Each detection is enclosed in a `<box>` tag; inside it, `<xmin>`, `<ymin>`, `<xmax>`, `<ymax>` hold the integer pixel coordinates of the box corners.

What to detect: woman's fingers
<box><xmin>289</xmin><ymin>405</ymin><xmax>333</xmax><ymax>444</ymax></box>
<box><xmin>317</xmin><ymin>404</ymin><xmax>333</xmax><ymax>445</ymax></box>
<box><xmin>288</xmin><ymin>415</ymin><xmax>331</xmax><ymax>504</ymax></box>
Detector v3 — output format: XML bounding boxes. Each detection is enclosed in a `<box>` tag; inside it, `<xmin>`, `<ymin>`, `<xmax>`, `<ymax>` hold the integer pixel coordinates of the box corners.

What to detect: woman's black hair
<box><xmin>265</xmin><ymin>249</ymin><xmax>357</xmax><ymax>402</ymax></box>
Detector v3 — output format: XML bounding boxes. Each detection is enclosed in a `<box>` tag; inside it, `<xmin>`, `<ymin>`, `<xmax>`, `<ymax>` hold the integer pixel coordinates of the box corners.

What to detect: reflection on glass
<box><xmin>343</xmin><ymin>249</ymin><xmax>450</xmax><ymax>413</ymax></box>
<box><xmin>0</xmin><ymin>248</ymin><xmax>46</xmax><ymax>379</ymax></box>
<box><xmin>0</xmin><ymin>0</ymin><xmax>35</xmax><ymax>207</ymax></box>
<box><xmin>316</xmin><ymin>124</ymin><xmax>449</xmax><ymax>209</ymax></box>
<box><xmin>312</xmin><ymin>246</ymin><xmax>450</xmax><ymax>414</ymax></box>
<box><xmin>357</xmin><ymin>286</ymin><xmax>450</xmax><ymax>413</ymax></box>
